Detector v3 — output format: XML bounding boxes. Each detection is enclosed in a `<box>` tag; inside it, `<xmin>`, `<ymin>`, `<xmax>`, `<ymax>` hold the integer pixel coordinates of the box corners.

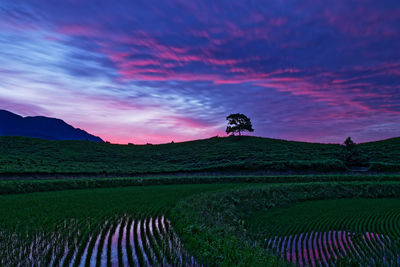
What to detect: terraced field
<box><xmin>249</xmin><ymin>199</ymin><xmax>400</xmax><ymax>266</ymax></box>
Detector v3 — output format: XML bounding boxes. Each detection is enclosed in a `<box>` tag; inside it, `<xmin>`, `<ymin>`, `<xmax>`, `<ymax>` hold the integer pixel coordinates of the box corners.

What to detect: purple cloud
<box><xmin>0</xmin><ymin>0</ymin><xmax>399</xmax><ymax>143</ymax></box>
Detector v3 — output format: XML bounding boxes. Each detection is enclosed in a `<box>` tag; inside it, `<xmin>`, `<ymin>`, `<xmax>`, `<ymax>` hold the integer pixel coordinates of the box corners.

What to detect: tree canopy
<box><xmin>344</xmin><ymin>137</ymin><xmax>356</xmax><ymax>150</ymax></box>
<box><xmin>341</xmin><ymin>137</ymin><xmax>369</xmax><ymax>167</ymax></box>
<box><xmin>226</xmin><ymin>113</ymin><xmax>254</xmax><ymax>136</ymax></box>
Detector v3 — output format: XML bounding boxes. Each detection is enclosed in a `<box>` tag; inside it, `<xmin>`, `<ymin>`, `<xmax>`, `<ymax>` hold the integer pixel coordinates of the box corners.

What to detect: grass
<box><xmin>2</xmin><ymin>135</ymin><xmax>400</xmax><ymax>175</ymax></box>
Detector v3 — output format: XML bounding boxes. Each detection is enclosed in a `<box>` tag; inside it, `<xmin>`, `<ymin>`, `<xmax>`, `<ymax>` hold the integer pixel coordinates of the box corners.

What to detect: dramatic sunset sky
<box><xmin>0</xmin><ymin>0</ymin><xmax>399</xmax><ymax>144</ymax></box>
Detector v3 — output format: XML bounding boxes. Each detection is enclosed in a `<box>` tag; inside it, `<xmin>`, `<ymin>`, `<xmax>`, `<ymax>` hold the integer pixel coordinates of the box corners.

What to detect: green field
<box><xmin>2</xmin><ymin>179</ymin><xmax>400</xmax><ymax>266</ymax></box>
<box><xmin>2</xmin><ymin>136</ymin><xmax>400</xmax><ymax>266</ymax></box>
<box><xmin>171</xmin><ymin>182</ymin><xmax>400</xmax><ymax>266</ymax></box>
<box><xmin>2</xmin><ymin>135</ymin><xmax>400</xmax><ymax>175</ymax></box>
<box><xmin>1</xmin><ymin>174</ymin><xmax>399</xmax><ymax>195</ymax></box>
<box><xmin>248</xmin><ymin>199</ymin><xmax>400</xmax><ymax>266</ymax></box>
<box><xmin>0</xmin><ymin>183</ymin><xmax>243</xmax><ymax>266</ymax></box>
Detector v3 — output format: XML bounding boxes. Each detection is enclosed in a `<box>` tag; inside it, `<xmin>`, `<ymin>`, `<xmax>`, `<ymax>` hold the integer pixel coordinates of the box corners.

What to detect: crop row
<box><xmin>266</xmin><ymin>229</ymin><xmax>400</xmax><ymax>266</ymax></box>
<box><xmin>257</xmin><ymin>200</ymin><xmax>400</xmax><ymax>266</ymax></box>
<box><xmin>0</xmin><ymin>215</ymin><xmax>198</xmax><ymax>267</ymax></box>
<box><xmin>171</xmin><ymin>182</ymin><xmax>400</xmax><ymax>266</ymax></box>
<box><xmin>1</xmin><ymin>174</ymin><xmax>400</xmax><ymax>195</ymax></box>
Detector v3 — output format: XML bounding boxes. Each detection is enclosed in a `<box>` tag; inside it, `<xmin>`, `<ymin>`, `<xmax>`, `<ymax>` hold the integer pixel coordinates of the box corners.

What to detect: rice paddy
<box><xmin>0</xmin><ymin>183</ymin><xmax>242</xmax><ymax>266</ymax></box>
<box><xmin>171</xmin><ymin>182</ymin><xmax>400</xmax><ymax>266</ymax></box>
<box><xmin>249</xmin><ymin>198</ymin><xmax>400</xmax><ymax>266</ymax></box>
<box><xmin>3</xmin><ymin>181</ymin><xmax>400</xmax><ymax>266</ymax></box>
<box><xmin>7</xmin><ymin>215</ymin><xmax>198</xmax><ymax>266</ymax></box>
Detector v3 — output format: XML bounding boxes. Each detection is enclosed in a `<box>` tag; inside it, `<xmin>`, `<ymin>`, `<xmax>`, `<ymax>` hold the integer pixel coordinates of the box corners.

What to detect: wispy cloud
<box><xmin>0</xmin><ymin>0</ymin><xmax>399</xmax><ymax>143</ymax></box>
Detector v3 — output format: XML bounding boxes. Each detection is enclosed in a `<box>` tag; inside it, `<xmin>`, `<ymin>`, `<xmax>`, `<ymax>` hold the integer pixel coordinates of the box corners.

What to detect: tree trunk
<box><xmin>238</xmin><ymin>130</ymin><xmax>241</xmax><ymax>136</ymax></box>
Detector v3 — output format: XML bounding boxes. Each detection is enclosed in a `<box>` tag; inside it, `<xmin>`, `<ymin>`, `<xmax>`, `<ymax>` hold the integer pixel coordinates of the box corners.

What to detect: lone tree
<box><xmin>341</xmin><ymin>137</ymin><xmax>369</xmax><ymax>167</ymax></box>
<box><xmin>226</xmin><ymin>113</ymin><xmax>254</xmax><ymax>136</ymax></box>
<box><xmin>344</xmin><ymin>137</ymin><xmax>356</xmax><ymax>151</ymax></box>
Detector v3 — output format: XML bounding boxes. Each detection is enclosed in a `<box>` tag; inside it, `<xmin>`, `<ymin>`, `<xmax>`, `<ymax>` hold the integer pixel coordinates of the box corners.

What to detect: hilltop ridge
<box><xmin>1</xmin><ymin>135</ymin><xmax>399</xmax><ymax>175</ymax></box>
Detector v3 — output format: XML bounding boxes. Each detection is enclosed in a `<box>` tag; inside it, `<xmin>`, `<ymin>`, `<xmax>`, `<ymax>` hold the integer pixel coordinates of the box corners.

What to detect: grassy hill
<box><xmin>0</xmin><ymin>135</ymin><xmax>399</xmax><ymax>175</ymax></box>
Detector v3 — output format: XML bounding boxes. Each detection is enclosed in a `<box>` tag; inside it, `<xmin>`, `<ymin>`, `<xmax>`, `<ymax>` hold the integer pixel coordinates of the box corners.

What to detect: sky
<box><xmin>0</xmin><ymin>0</ymin><xmax>399</xmax><ymax>144</ymax></box>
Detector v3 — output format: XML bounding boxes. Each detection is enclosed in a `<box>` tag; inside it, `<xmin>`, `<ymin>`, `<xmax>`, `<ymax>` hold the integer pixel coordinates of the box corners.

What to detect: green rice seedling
<box><xmin>106</xmin><ymin>218</ymin><xmax>119</xmax><ymax>267</ymax></box>
<box><xmin>84</xmin><ymin>218</ymin><xmax>108</xmax><ymax>267</ymax></box>
<box><xmin>154</xmin><ymin>216</ymin><xmax>171</xmax><ymax>264</ymax></box>
<box><xmin>74</xmin><ymin>217</ymin><xmax>107</xmax><ymax>266</ymax></box>
<box><xmin>96</xmin><ymin>216</ymin><xmax>116</xmax><ymax>267</ymax></box>
<box><xmin>146</xmin><ymin>217</ymin><xmax>163</xmax><ymax>264</ymax></box>
<box><xmin>68</xmin><ymin>219</ymin><xmax>96</xmax><ymax>267</ymax></box>
<box><xmin>140</xmin><ymin>217</ymin><xmax>155</xmax><ymax>266</ymax></box>
<box><xmin>133</xmin><ymin>218</ymin><xmax>145</xmax><ymax>267</ymax></box>
<box><xmin>117</xmin><ymin>216</ymin><xmax>127</xmax><ymax>267</ymax></box>
<box><xmin>125</xmin><ymin>216</ymin><xmax>135</xmax><ymax>267</ymax></box>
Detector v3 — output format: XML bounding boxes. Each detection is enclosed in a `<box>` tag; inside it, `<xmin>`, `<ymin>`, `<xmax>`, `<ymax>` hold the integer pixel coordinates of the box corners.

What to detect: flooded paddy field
<box><xmin>2</xmin><ymin>215</ymin><xmax>197</xmax><ymax>266</ymax></box>
<box><xmin>2</xmin><ymin>181</ymin><xmax>400</xmax><ymax>266</ymax></box>
<box><xmin>249</xmin><ymin>198</ymin><xmax>400</xmax><ymax>266</ymax></box>
<box><xmin>0</xmin><ymin>183</ymin><xmax>241</xmax><ymax>266</ymax></box>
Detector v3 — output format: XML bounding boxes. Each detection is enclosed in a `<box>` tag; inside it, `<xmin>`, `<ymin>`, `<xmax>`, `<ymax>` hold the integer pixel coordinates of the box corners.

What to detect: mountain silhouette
<box><xmin>0</xmin><ymin>110</ymin><xmax>103</xmax><ymax>142</ymax></box>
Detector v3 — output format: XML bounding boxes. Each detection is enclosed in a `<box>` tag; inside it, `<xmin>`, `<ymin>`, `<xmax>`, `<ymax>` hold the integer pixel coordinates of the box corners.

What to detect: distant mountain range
<box><xmin>0</xmin><ymin>110</ymin><xmax>103</xmax><ymax>142</ymax></box>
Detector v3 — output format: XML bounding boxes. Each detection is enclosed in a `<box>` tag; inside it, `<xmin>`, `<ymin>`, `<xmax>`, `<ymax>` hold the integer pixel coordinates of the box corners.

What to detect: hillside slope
<box><xmin>0</xmin><ymin>110</ymin><xmax>103</xmax><ymax>142</ymax></box>
<box><xmin>1</xmin><ymin>135</ymin><xmax>399</xmax><ymax>175</ymax></box>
